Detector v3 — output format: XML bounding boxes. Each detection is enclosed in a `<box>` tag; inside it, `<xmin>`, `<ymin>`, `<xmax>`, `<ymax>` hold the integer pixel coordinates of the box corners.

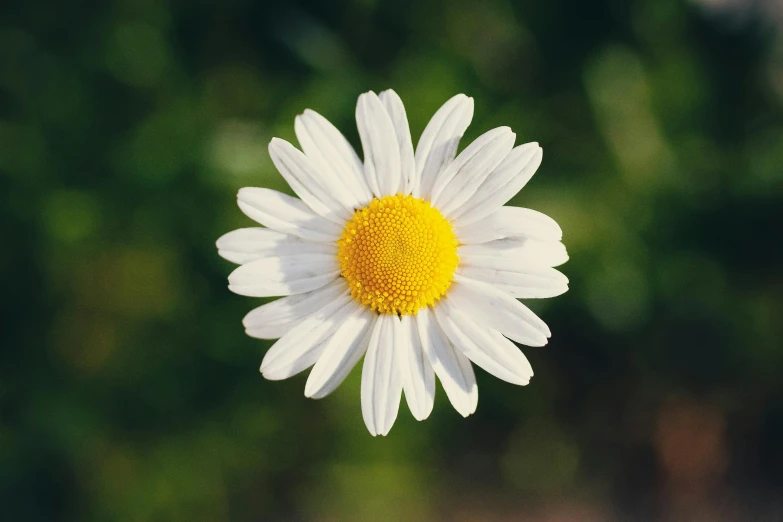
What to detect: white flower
<box><xmin>217</xmin><ymin>90</ymin><xmax>568</xmax><ymax>436</ymax></box>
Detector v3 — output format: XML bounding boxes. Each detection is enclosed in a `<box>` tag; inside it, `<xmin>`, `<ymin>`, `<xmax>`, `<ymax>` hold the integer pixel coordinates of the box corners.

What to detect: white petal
<box><xmin>356</xmin><ymin>91</ymin><xmax>401</xmax><ymax>198</ymax></box>
<box><xmin>456</xmin><ymin>265</ymin><xmax>569</xmax><ymax>299</ymax></box>
<box><xmin>459</xmin><ymin>238</ymin><xmax>569</xmax><ymax>268</ymax></box>
<box><xmin>260</xmin><ymin>293</ymin><xmax>353</xmax><ymax>380</ymax></box>
<box><xmin>228</xmin><ymin>253</ymin><xmax>339</xmax><ymax>297</ymax></box>
<box><xmin>237</xmin><ymin>187</ymin><xmax>342</xmax><ymax>243</ymax></box>
<box><xmin>431</xmin><ymin>127</ymin><xmax>516</xmax><ymax>212</ymax></box>
<box><xmin>489</xmin><ymin>328</ymin><xmax>533</xmax><ymax>376</ymax></box>
<box><xmin>414</xmin><ymin>94</ymin><xmax>474</xmax><ymax>199</ymax></box>
<box><xmin>217</xmin><ymin>227</ymin><xmax>336</xmax><ymax>265</ymax></box>
<box><xmin>452</xmin><ymin>143</ymin><xmax>543</xmax><ymax>226</ymax></box>
<box><xmin>295</xmin><ymin>109</ymin><xmax>372</xmax><ymax>206</ymax></box>
<box><xmin>448</xmin><ymin>275</ymin><xmax>550</xmax><ymax>346</ymax></box>
<box><xmin>454</xmin><ymin>206</ymin><xmax>563</xmax><ymax>244</ymax></box>
<box><xmin>416</xmin><ymin>307</ymin><xmax>478</xmax><ymax>417</ymax></box>
<box><xmin>397</xmin><ymin>315</ymin><xmax>435</xmax><ymax>421</ymax></box>
<box><xmin>379</xmin><ymin>89</ymin><xmax>415</xmax><ymax>195</ymax></box>
<box><xmin>305</xmin><ymin>303</ymin><xmax>374</xmax><ymax>399</ymax></box>
<box><xmin>269</xmin><ymin>138</ymin><xmax>352</xmax><ymax>223</ymax></box>
<box><xmin>361</xmin><ymin>314</ymin><xmax>403</xmax><ymax>436</ymax></box>
<box><xmin>243</xmin><ymin>279</ymin><xmax>348</xmax><ymax>339</ymax></box>
<box><xmin>434</xmin><ymin>298</ymin><xmax>533</xmax><ymax>385</ymax></box>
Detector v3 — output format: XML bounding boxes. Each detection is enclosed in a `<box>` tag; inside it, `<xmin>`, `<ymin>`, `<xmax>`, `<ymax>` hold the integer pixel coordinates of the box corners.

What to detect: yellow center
<box><xmin>338</xmin><ymin>194</ymin><xmax>459</xmax><ymax>315</ymax></box>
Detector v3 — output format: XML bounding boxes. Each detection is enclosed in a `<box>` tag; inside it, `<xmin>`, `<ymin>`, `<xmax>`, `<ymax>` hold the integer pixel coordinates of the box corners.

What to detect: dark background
<box><xmin>2</xmin><ymin>0</ymin><xmax>782</xmax><ymax>520</ymax></box>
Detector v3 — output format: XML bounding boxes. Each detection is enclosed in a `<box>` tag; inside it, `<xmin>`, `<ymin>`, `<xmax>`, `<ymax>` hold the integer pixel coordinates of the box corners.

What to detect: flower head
<box><xmin>217</xmin><ymin>90</ymin><xmax>568</xmax><ymax>436</ymax></box>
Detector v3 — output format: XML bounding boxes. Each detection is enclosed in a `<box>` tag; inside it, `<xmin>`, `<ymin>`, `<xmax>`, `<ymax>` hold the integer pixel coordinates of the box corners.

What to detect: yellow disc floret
<box><xmin>338</xmin><ymin>194</ymin><xmax>459</xmax><ymax>315</ymax></box>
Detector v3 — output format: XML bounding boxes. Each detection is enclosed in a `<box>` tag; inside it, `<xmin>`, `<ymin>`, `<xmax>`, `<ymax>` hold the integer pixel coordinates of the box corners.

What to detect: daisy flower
<box><xmin>217</xmin><ymin>90</ymin><xmax>568</xmax><ymax>436</ymax></box>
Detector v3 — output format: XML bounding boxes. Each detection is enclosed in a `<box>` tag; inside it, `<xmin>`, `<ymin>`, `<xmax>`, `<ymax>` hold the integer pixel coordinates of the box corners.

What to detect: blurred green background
<box><xmin>2</xmin><ymin>0</ymin><xmax>783</xmax><ymax>520</ymax></box>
